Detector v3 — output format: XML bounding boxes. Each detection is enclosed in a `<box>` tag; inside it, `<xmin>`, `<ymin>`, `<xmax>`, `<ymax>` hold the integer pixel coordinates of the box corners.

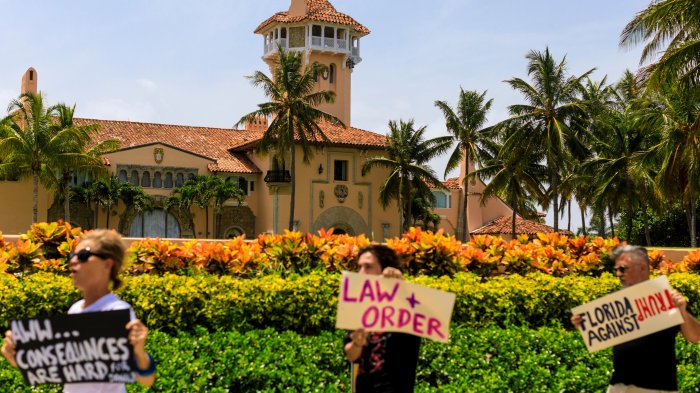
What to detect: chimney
<box><xmin>244</xmin><ymin>115</ymin><xmax>269</xmax><ymax>132</ymax></box>
<box><xmin>288</xmin><ymin>0</ymin><xmax>308</xmax><ymax>17</ymax></box>
<box><xmin>21</xmin><ymin>67</ymin><xmax>38</xmax><ymax>95</ymax></box>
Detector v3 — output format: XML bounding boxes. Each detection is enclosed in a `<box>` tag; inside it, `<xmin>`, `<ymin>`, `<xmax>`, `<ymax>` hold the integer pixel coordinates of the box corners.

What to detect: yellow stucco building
<box><xmin>1</xmin><ymin>0</ymin><xmax>554</xmax><ymax>240</ymax></box>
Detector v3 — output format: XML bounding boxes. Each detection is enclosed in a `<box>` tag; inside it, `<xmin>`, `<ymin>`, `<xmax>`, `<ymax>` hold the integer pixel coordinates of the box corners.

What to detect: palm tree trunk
<box><xmin>551</xmin><ymin>169</ymin><xmax>559</xmax><ymax>232</ymax></box>
<box><xmin>463</xmin><ymin>147</ymin><xmax>471</xmax><ymax>242</ymax></box>
<box><xmin>625</xmin><ymin>178</ymin><xmax>633</xmax><ymax>241</ymax></box>
<box><xmin>205</xmin><ymin>206</ymin><xmax>210</xmax><ymax>238</ymax></box>
<box><xmin>608</xmin><ymin>207</ymin><xmax>615</xmax><ymax>238</ymax></box>
<box><xmin>32</xmin><ymin>174</ymin><xmax>39</xmax><ymax>223</ymax></box>
<box><xmin>690</xmin><ymin>195</ymin><xmax>697</xmax><ymax>248</ymax></box>
<box><xmin>641</xmin><ymin>202</ymin><xmax>652</xmax><ymax>246</ymax></box>
<box><xmin>288</xmin><ymin>138</ymin><xmax>297</xmax><ymax>231</ymax></box>
<box><xmin>62</xmin><ymin>173</ymin><xmax>71</xmax><ymax>223</ymax></box>
<box><xmin>106</xmin><ymin>203</ymin><xmax>111</xmax><ymax>229</ymax></box>
<box><xmin>579</xmin><ymin>203</ymin><xmax>587</xmax><ymax>236</ymax></box>
<box><xmin>567</xmin><ymin>200</ymin><xmax>571</xmax><ymax>232</ymax></box>
<box><xmin>511</xmin><ymin>209</ymin><xmax>517</xmax><ymax>239</ymax></box>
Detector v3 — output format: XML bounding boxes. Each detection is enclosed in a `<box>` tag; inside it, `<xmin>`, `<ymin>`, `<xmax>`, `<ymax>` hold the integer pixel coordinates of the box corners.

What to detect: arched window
<box><xmin>141</xmin><ymin>171</ymin><xmax>151</xmax><ymax>188</ymax></box>
<box><xmin>164</xmin><ymin>172</ymin><xmax>173</xmax><ymax>188</ymax></box>
<box><xmin>118</xmin><ymin>170</ymin><xmax>128</xmax><ymax>183</ymax></box>
<box><xmin>130</xmin><ymin>170</ymin><xmax>139</xmax><ymax>186</ymax></box>
<box><xmin>176</xmin><ymin>173</ymin><xmax>184</xmax><ymax>187</ymax></box>
<box><xmin>129</xmin><ymin>208</ymin><xmax>181</xmax><ymax>238</ymax></box>
<box><xmin>431</xmin><ymin>191</ymin><xmax>449</xmax><ymax>209</ymax></box>
<box><xmin>187</xmin><ymin>173</ymin><xmax>195</xmax><ymax>181</ymax></box>
<box><xmin>153</xmin><ymin>172</ymin><xmax>162</xmax><ymax>188</ymax></box>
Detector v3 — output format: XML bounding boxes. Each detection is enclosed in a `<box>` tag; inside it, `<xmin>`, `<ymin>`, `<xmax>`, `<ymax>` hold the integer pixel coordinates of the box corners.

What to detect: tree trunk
<box><xmin>690</xmin><ymin>195</ymin><xmax>697</xmax><ymax>248</ymax></box>
<box><xmin>551</xmin><ymin>169</ymin><xmax>559</xmax><ymax>232</ymax></box>
<box><xmin>579</xmin><ymin>203</ymin><xmax>587</xmax><ymax>236</ymax></box>
<box><xmin>625</xmin><ymin>177</ymin><xmax>633</xmax><ymax>241</ymax></box>
<box><xmin>567</xmin><ymin>200</ymin><xmax>571</xmax><ymax>232</ymax></box>
<box><xmin>463</xmin><ymin>147</ymin><xmax>471</xmax><ymax>242</ymax></box>
<box><xmin>641</xmin><ymin>202</ymin><xmax>652</xmax><ymax>246</ymax></box>
<box><xmin>288</xmin><ymin>137</ymin><xmax>296</xmax><ymax>231</ymax></box>
<box><xmin>511</xmin><ymin>209</ymin><xmax>517</xmax><ymax>239</ymax></box>
<box><xmin>62</xmin><ymin>173</ymin><xmax>71</xmax><ymax>223</ymax></box>
<box><xmin>608</xmin><ymin>207</ymin><xmax>615</xmax><ymax>238</ymax></box>
<box><xmin>205</xmin><ymin>206</ymin><xmax>210</xmax><ymax>238</ymax></box>
<box><xmin>32</xmin><ymin>175</ymin><xmax>39</xmax><ymax>223</ymax></box>
<box><xmin>106</xmin><ymin>203</ymin><xmax>111</xmax><ymax>229</ymax></box>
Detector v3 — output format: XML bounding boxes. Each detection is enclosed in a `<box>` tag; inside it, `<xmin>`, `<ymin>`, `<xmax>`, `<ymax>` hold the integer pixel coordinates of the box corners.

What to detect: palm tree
<box><xmin>648</xmin><ymin>84</ymin><xmax>700</xmax><ymax>246</ymax></box>
<box><xmin>361</xmin><ymin>119</ymin><xmax>452</xmax><ymax>234</ymax></box>
<box><xmin>435</xmin><ymin>88</ymin><xmax>494</xmax><ymax>241</ymax></box>
<box><xmin>51</xmin><ymin>104</ymin><xmax>119</xmax><ymax>223</ymax></box>
<box><xmin>93</xmin><ymin>176</ymin><xmax>127</xmax><ymax>229</ymax></box>
<box><xmin>501</xmin><ymin>47</ymin><xmax>594</xmax><ymax>231</ymax></box>
<box><xmin>583</xmin><ymin>106</ymin><xmax>654</xmax><ymax>240</ymax></box>
<box><xmin>118</xmin><ymin>183</ymin><xmax>155</xmax><ymax>226</ymax></box>
<box><xmin>0</xmin><ymin>92</ymin><xmax>97</xmax><ymax>223</ymax></box>
<box><xmin>472</xmin><ymin>136</ymin><xmax>547</xmax><ymax>238</ymax></box>
<box><xmin>237</xmin><ymin>47</ymin><xmax>342</xmax><ymax>231</ymax></box>
<box><xmin>620</xmin><ymin>0</ymin><xmax>700</xmax><ymax>87</ymax></box>
<box><xmin>168</xmin><ymin>175</ymin><xmax>244</xmax><ymax>238</ymax></box>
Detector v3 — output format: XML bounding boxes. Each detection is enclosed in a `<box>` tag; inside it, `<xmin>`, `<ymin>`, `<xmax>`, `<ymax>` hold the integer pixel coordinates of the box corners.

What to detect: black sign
<box><xmin>11</xmin><ymin>309</ymin><xmax>135</xmax><ymax>385</ymax></box>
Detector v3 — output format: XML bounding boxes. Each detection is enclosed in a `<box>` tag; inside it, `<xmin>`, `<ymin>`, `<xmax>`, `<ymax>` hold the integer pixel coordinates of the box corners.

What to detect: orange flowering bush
<box><xmin>386</xmin><ymin>227</ymin><xmax>462</xmax><ymax>276</ymax></box>
<box><xmin>0</xmin><ymin>221</ymin><xmax>697</xmax><ymax>279</ymax></box>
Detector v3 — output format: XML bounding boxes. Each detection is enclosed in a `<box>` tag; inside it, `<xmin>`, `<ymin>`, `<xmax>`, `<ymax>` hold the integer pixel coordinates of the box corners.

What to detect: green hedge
<box><xmin>3</xmin><ymin>272</ymin><xmax>700</xmax><ymax>335</ymax></box>
<box><xmin>2</xmin><ymin>326</ymin><xmax>700</xmax><ymax>392</ymax></box>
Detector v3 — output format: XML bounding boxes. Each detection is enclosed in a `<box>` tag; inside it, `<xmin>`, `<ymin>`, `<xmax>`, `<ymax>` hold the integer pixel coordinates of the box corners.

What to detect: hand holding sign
<box><xmin>10</xmin><ymin>309</ymin><xmax>135</xmax><ymax>386</ymax></box>
<box><xmin>571</xmin><ymin>276</ymin><xmax>684</xmax><ymax>352</ymax></box>
<box><xmin>336</xmin><ymin>271</ymin><xmax>456</xmax><ymax>343</ymax></box>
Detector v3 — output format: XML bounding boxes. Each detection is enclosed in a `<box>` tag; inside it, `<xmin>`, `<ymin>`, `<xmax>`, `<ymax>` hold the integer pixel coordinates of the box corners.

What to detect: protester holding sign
<box><xmin>343</xmin><ymin>244</ymin><xmax>421</xmax><ymax>393</ymax></box>
<box><xmin>1</xmin><ymin>229</ymin><xmax>156</xmax><ymax>392</ymax></box>
<box><xmin>572</xmin><ymin>245</ymin><xmax>700</xmax><ymax>393</ymax></box>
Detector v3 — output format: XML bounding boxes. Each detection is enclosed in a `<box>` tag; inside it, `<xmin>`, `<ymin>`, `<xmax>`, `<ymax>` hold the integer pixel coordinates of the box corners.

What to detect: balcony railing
<box><xmin>264</xmin><ymin>38</ymin><xmax>288</xmax><ymax>54</ymax></box>
<box><xmin>264</xmin><ymin>170</ymin><xmax>291</xmax><ymax>183</ymax></box>
<box><xmin>266</xmin><ymin>36</ymin><xmax>355</xmax><ymax>56</ymax></box>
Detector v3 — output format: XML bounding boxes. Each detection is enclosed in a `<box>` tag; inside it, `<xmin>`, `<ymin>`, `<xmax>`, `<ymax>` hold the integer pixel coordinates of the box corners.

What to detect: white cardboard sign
<box><xmin>571</xmin><ymin>275</ymin><xmax>684</xmax><ymax>352</ymax></box>
<box><xmin>335</xmin><ymin>271</ymin><xmax>456</xmax><ymax>343</ymax></box>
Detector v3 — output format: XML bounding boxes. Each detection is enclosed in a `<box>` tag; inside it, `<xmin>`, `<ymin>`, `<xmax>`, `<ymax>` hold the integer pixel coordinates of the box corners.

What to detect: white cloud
<box><xmin>136</xmin><ymin>78</ymin><xmax>157</xmax><ymax>91</ymax></box>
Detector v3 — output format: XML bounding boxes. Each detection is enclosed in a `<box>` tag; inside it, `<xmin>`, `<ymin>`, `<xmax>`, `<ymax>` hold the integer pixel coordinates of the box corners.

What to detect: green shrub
<box><xmin>2</xmin><ymin>326</ymin><xmax>700</xmax><ymax>392</ymax></box>
<box><xmin>3</xmin><ymin>272</ymin><xmax>700</xmax><ymax>334</ymax></box>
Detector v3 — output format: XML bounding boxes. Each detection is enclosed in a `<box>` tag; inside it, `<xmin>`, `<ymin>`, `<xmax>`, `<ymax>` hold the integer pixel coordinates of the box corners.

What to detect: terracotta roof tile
<box><xmin>442</xmin><ymin>177</ymin><xmax>461</xmax><ymax>190</ymax></box>
<box><xmin>77</xmin><ymin>118</ymin><xmax>264</xmax><ymax>174</ymax></box>
<box><xmin>471</xmin><ymin>215</ymin><xmax>574</xmax><ymax>236</ymax></box>
<box><xmin>230</xmin><ymin>118</ymin><xmax>387</xmax><ymax>151</ymax></box>
<box><xmin>255</xmin><ymin>0</ymin><xmax>370</xmax><ymax>34</ymax></box>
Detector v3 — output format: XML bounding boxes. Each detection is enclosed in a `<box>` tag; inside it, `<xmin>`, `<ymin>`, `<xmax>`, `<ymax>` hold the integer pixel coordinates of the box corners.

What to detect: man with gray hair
<box><xmin>573</xmin><ymin>244</ymin><xmax>700</xmax><ymax>393</ymax></box>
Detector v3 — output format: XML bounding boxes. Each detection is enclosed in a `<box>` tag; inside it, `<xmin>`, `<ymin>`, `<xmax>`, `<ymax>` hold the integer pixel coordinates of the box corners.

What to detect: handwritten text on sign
<box><xmin>336</xmin><ymin>271</ymin><xmax>456</xmax><ymax>343</ymax></box>
<box><xmin>571</xmin><ymin>275</ymin><xmax>684</xmax><ymax>352</ymax></box>
<box><xmin>11</xmin><ymin>310</ymin><xmax>135</xmax><ymax>386</ymax></box>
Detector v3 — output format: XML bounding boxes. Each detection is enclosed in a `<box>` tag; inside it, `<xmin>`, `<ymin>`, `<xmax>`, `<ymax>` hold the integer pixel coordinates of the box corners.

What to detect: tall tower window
<box><xmin>329</xmin><ymin>64</ymin><xmax>336</xmax><ymax>84</ymax></box>
<box><xmin>334</xmin><ymin>160</ymin><xmax>348</xmax><ymax>181</ymax></box>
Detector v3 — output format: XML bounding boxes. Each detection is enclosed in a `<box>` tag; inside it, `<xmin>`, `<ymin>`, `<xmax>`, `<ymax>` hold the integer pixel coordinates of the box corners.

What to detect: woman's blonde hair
<box><xmin>80</xmin><ymin>229</ymin><xmax>126</xmax><ymax>289</ymax></box>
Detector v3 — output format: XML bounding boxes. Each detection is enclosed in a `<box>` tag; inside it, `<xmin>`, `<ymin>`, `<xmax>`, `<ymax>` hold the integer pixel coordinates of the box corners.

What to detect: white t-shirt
<box><xmin>63</xmin><ymin>292</ymin><xmax>136</xmax><ymax>393</ymax></box>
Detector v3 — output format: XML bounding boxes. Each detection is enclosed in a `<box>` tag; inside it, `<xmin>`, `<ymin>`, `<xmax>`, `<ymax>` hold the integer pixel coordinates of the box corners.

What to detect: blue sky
<box><xmin>1</xmin><ymin>0</ymin><xmax>650</xmax><ymax>231</ymax></box>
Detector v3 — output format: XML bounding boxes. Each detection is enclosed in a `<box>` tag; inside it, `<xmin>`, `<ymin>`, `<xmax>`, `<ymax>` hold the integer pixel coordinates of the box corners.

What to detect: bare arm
<box><xmin>344</xmin><ymin>329</ymin><xmax>367</xmax><ymax>363</ymax></box>
<box><xmin>1</xmin><ymin>330</ymin><xmax>18</xmax><ymax>368</ymax></box>
<box><xmin>127</xmin><ymin>320</ymin><xmax>156</xmax><ymax>387</ymax></box>
<box><xmin>670</xmin><ymin>290</ymin><xmax>700</xmax><ymax>343</ymax></box>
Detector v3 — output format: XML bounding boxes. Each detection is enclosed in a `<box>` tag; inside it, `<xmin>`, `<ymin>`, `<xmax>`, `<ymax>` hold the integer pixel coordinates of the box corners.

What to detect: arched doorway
<box><xmin>129</xmin><ymin>208</ymin><xmax>181</xmax><ymax>238</ymax></box>
<box><xmin>312</xmin><ymin>206</ymin><xmax>368</xmax><ymax>237</ymax></box>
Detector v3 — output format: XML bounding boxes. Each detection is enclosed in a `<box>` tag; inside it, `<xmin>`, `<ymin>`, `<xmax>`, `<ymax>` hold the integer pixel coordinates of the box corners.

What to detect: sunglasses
<box><xmin>69</xmin><ymin>247</ymin><xmax>109</xmax><ymax>263</ymax></box>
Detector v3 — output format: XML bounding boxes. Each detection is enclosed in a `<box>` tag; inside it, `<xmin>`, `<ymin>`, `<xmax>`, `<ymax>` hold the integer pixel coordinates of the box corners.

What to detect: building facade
<box><xmin>1</xmin><ymin>0</ymin><xmax>548</xmax><ymax>240</ymax></box>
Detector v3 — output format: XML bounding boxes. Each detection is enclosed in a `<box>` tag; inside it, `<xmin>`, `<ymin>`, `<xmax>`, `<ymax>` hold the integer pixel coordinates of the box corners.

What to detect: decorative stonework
<box><xmin>358</xmin><ymin>192</ymin><xmax>363</xmax><ymax>209</ymax></box>
<box><xmin>153</xmin><ymin>147</ymin><xmax>164</xmax><ymax>164</ymax></box>
<box><xmin>216</xmin><ymin>206</ymin><xmax>256</xmax><ymax>238</ymax></box>
<box><xmin>334</xmin><ymin>184</ymin><xmax>348</xmax><ymax>203</ymax></box>
<box><xmin>319</xmin><ymin>190</ymin><xmax>325</xmax><ymax>208</ymax></box>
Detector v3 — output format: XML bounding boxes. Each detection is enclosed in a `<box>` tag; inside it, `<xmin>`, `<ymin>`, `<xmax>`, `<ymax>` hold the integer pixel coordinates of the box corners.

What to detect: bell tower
<box><xmin>254</xmin><ymin>0</ymin><xmax>370</xmax><ymax>125</ymax></box>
